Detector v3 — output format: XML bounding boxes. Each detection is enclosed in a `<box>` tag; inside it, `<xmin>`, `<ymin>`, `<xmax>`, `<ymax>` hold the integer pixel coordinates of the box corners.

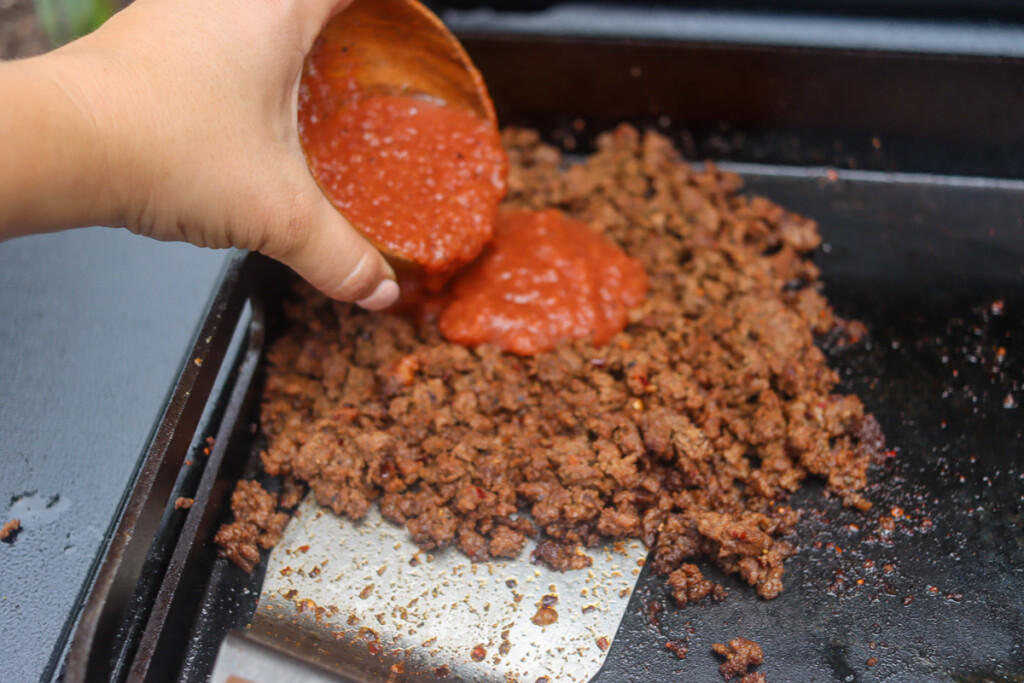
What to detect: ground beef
<box><xmin>0</xmin><ymin>518</ymin><xmax>21</xmax><ymax>542</ymax></box>
<box><xmin>213</xmin><ymin>480</ymin><xmax>289</xmax><ymax>573</ymax></box>
<box><xmin>667</xmin><ymin>563</ymin><xmax>725</xmax><ymax>606</ymax></box>
<box><xmin>215</xmin><ymin>125</ymin><xmax>884</xmax><ymax>601</ymax></box>
<box><xmin>713</xmin><ymin>637</ymin><xmax>766</xmax><ymax>681</ymax></box>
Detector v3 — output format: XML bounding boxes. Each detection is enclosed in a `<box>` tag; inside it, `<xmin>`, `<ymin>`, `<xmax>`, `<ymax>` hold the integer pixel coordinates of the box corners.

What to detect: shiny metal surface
<box><xmin>211</xmin><ymin>631</ymin><xmax>345</xmax><ymax>683</ymax></box>
<box><xmin>248</xmin><ymin>496</ymin><xmax>647</xmax><ymax>682</ymax></box>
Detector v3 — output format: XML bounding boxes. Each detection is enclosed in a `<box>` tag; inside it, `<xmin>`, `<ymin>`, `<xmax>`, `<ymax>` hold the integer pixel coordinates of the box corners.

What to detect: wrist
<box><xmin>0</xmin><ymin>51</ymin><xmax>125</xmax><ymax>238</ymax></box>
<box><xmin>36</xmin><ymin>45</ymin><xmax>141</xmax><ymax>230</ymax></box>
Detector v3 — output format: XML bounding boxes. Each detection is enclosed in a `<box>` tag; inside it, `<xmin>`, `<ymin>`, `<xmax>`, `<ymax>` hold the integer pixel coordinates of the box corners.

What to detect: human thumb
<box><xmin>269</xmin><ymin>182</ymin><xmax>400</xmax><ymax>311</ymax></box>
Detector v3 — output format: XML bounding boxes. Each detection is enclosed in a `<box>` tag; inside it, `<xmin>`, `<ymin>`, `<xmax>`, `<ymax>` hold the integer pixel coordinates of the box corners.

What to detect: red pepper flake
<box><xmin>471</xmin><ymin>645</ymin><xmax>487</xmax><ymax>661</ymax></box>
<box><xmin>867</xmin><ymin>657</ymin><xmax>878</xmax><ymax>667</ymax></box>
<box><xmin>280</xmin><ymin>566</ymin><xmax>292</xmax><ymax>576</ymax></box>
<box><xmin>903</xmin><ymin>596</ymin><xmax>915</xmax><ymax>606</ymax></box>
<box><xmin>596</xmin><ymin>636</ymin><xmax>611</xmax><ymax>651</ymax></box>
<box><xmin>297</xmin><ymin>545</ymin><xmax>310</xmax><ymax>553</ymax></box>
<box><xmin>890</xmin><ymin>506</ymin><xmax>904</xmax><ymax>518</ymax></box>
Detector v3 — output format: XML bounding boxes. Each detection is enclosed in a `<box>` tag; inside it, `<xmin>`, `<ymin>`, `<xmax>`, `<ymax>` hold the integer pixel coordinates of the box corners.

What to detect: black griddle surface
<box><xmin>595</xmin><ymin>169</ymin><xmax>1024</xmax><ymax>682</ymax></box>
<box><xmin>158</xmin><ymin>168</ymin><xmax>1024</xmax><ymax>683</ymax></box>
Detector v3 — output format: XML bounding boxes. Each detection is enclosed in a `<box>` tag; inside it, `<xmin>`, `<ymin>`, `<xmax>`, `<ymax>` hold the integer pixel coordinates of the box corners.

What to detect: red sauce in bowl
<box><xmin>439</xmin><ymin>210</ymin><xmax>648</xmax><ymax>355</ymax></box>
<box><xmin>299</xmin><ymin>86</ymin><xmax>507</xmax><ymax>276</ymax></box>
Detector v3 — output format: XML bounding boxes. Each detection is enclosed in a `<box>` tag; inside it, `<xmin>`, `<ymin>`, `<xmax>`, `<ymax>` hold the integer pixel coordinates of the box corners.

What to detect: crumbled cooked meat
<box><xmin>666</xmin><ymin>563</ymin><xmax>724</xmax><ymax>607</ymax></box>
<box><xmin>0</xmin><ymin>519</ymin><xmax>21</xmax><ymax>542</ymax></box>
<box><xmin>532</xmin><ymin>540</ymin><xmax>594</xmax><ymax>571</ymax></box>
<box><xmin>713</xmin><ymin>637</ymin><xmax>765</xmax><ymax>681</ymax></box>
<box><xmin>215</xmin><ymin>125</ymin><xmax>884</xmax><ymax>601</ymax></box>
<box><xmin>213</xmin><ymin>480</ymin><xmax>289</xmax><ymax>573</ymax></box>
<box><xmin>279</xmin><ymin>475</ymin><xmax>307</xmax><ymax>510</ymax></box>
<box><xmin>174</xmin><ymin>497</ymin><xmax>194</xmax><ymax>510</ymax></box>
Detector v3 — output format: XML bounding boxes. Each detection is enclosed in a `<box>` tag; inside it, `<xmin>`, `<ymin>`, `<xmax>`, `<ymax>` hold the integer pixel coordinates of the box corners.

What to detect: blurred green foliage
<box><xmin>34</xmin><ymin>0</ymin><xmax>116</xmax><ymax>46</ymax></box>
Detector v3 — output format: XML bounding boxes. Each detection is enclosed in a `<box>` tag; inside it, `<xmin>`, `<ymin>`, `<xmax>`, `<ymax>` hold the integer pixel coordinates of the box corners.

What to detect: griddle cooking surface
<box><xmin>595</xmin><ymin>168</ymin><xmax>1024</xmax><ymax>682</ymax></box>
<box><xmin>128</xmin><ymin>166</ymin><xmax>1024</xmax><ymax>683</ymax></box>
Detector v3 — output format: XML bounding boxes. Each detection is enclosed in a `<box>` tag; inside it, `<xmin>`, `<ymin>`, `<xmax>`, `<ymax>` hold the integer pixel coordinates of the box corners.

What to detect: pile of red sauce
<box><xmin>299</xmin><ymin>59</ymin><xmax>647</xmax><ymax>355</ymax></box>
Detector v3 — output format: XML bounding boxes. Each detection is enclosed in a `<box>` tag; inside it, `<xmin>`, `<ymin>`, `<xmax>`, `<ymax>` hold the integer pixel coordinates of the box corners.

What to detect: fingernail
<box><xmin>355</xmin><ymin>279</ymin><xmax>400</xmax><ymax>311</ymax></box>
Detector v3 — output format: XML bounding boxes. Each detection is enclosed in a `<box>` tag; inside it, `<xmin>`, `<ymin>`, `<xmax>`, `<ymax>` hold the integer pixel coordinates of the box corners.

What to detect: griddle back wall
<box><xmin>433</xmin><ymin>1</ymin><xmax>1024</xmax><ymax>22</ymax></box>
<box><xmin>461</xmin><ymin>36</ymin><xmax>1024</xmax><ymax>178</ymax></box>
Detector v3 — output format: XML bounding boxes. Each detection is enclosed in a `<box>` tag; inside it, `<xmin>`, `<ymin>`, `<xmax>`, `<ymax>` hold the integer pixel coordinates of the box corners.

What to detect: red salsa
<box><xmin>299</xmin><ymin>74</ymin><xmax>507</xmax><ymax>276</ymax></box>
<box><xmin>439</xmin><ymin>210</ymin><xmax>648</xmax><ymax>355</ymax></box>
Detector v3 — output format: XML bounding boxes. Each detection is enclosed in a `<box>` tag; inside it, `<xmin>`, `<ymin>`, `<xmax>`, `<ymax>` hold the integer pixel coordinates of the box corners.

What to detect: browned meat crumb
<box><xmin>531</xmin><ymin>540</ymin><xmax>594</xmax><ymax>571</ymax></box>
<box><xmin>175</xmin><ymin>497</ymin><xmax>194</xmax><ymax>510</ymax></box>
<box><xmin>666</xmin><ymin>563</ymin><xmax>725</xmax><ymax>607</ymax></box>
<box><xmin>213</xmin><ymin>480</ymin><xmax>289</xmax><ymax>573</ymax></box>
<box><xmin>1</xmin><ymin>519</ymin><xmax>21</xmax><ymax>541</ymax></box>
<box><xmin>713</xmin><ymin>637</ymin><xmax>765</xmax><ymax>681</ymax></box>
<box><xmin>214</xmin><ymin>125</ymin><xmax>884</xmax><ymax>600</ymax></box>
<box><xmin>279</xmin><ymin>475</ymin><xmax>307</xmax><ymax>510</ymax></box>
<box><xmin>664</xmin><ymin>639</ymin><xmax>689</xmax><ymax>659</ymax></box>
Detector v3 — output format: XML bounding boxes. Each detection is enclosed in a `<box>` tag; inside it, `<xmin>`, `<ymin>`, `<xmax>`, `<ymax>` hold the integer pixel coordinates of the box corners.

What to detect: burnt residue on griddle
<box><xmin>664</xmin><ymin>639</ymin><xmax>688</xmax><ymax>660</ymax></box>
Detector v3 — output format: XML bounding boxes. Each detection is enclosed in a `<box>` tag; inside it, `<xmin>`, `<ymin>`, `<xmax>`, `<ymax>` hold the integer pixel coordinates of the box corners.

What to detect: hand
<box><xmin>0</xmin><ymin>0</ymin><xmax>399</xmax><ymax>309</ymax></box>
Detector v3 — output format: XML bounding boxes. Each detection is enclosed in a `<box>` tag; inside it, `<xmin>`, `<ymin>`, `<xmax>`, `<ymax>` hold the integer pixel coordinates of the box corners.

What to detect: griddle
<box><xmin>62</xmin><ymin>33</ymin><xmax>1024</xmax><ymax>683</ymax></box>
